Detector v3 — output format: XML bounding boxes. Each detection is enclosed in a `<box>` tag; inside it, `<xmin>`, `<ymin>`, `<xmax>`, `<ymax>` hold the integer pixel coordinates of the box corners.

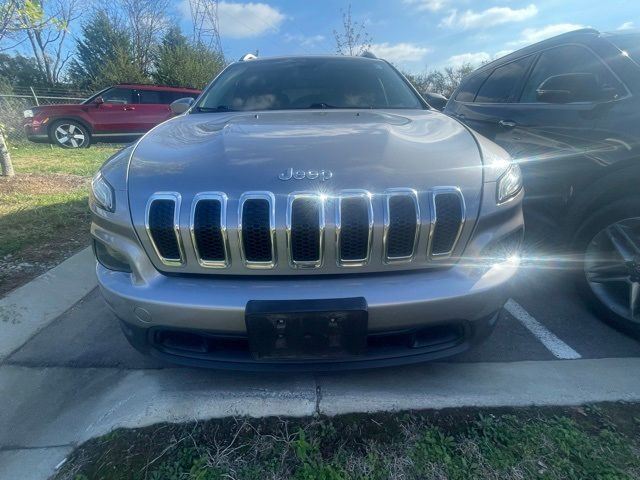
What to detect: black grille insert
<box><xmin>193</xmin><ymin>199</ymin><xmax>226</xmax><ymax>263</ymax></box>
<box><xmin>387</xmin><ymin>195</ymin><xmax>418</xmax><ymax>259</ymax></box>
<box><xmin>339</xmin><ymin>196</ymin><xmax>371</xmax><ymax>262</ymax></box>
<box><xmin>241</xmin><ymin>198</ymin><xmax>273</xmax><ymax>263</ymax></box>
<box><xmin>148</xmin><ymin>199</ymin><xmax>181</xmax><ymax>261</ymax></box>
<box><xmin>290</xmin><ymin>198</ymin><xmax>321</xmax><ymax>263</ymax></box>
<box><xmin>431</xmin><ymin>192</ymin><xmax>463</xmax><ymax>256</ymax></box>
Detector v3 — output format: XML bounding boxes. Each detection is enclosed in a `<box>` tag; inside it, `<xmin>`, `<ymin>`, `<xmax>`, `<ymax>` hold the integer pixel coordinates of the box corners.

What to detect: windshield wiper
<box><xmin>195</xmin><ymin>105</ymin><xmax>236</xmax><ymax>113</ymax></box>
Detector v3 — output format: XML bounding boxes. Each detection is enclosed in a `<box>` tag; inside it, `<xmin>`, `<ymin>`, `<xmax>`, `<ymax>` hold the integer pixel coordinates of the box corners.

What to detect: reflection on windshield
<box><xmin>194</xmin><ymin>57</ymin><xmax>424</xmax><ymax>112</ymax></box>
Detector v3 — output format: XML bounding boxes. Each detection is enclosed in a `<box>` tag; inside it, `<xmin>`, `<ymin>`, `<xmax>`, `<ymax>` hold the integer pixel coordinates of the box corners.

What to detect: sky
<box><xmin>171</xmin><ymin>0</ymin><xmax>639</xmax><ymax>71</ymax></box>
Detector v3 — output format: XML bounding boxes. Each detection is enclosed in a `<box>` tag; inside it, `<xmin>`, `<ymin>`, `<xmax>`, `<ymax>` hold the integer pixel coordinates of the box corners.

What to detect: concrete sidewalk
<box><xmin>0</xmin><ymin>247</ymin><xmax>96</xmax><ymax>361</ymax></box>
<box><xmin>3</xmin><ymin>357</ymin><xmax>640</xmax><ymax>479</ymax></box>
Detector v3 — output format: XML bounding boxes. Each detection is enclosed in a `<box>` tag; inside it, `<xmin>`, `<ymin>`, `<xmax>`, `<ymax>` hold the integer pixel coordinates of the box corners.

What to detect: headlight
<box><xmin>496</xmin><ymin>163</ymin><xmax>523</xmax><ymax>204</ymax></box>
<box><xmin>91</xmin><ymin>173</ymin><xmax>115</xmax><ymax>212</ymax></box>
<box><xmin>23</xmin><ymin>109</ymin><xmax>34</xmax><ymax>118</ymax></box>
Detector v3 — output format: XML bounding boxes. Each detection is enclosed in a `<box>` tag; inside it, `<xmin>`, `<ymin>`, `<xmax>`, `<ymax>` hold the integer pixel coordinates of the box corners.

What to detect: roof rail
<box><xmin>239</xmin><ymin>53</ymin><xmax>258</xmax><ymax>61</ymax></box>
<box><xmin>360</xmin><ymin>51</ymin><xmax>377</xmax><ymax>59</ymax></box>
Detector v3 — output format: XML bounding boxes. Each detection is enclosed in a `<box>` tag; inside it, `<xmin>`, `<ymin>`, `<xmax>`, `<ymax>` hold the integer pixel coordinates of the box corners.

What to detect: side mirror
<box><xmin>423</xmin><ymin>92</ymin><xmax>448</xmax><ymax>111</ymax></box>
<box><xmin>94</xmin><ymin>96</ymin><xmax>105</xmax><ymax>105</ymax></box>
<box><xmin>536</xmin><ymin>73</ymin><xmax>605</xmax><ymax>103</ymax></box>
<box><xmin>170</xmin><ymin>97</ymin><xmax>195</xmax><ymax>115</ymax></box>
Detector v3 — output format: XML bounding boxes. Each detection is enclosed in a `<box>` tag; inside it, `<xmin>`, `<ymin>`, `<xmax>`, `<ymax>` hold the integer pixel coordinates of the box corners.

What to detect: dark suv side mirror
<box><xmin>423</xmin><ymin>92</ymin><xmax>448</xmax><ymax>111</ymax></box>
<box><xmin>170</xmin><ymin>97</ymin><xmax>195</xmax><ymax>115</ymax></box>
<box><xmin>536</xmin><ymin>73</ymin><xmax>608</xmax><ymax>103</ymax></box>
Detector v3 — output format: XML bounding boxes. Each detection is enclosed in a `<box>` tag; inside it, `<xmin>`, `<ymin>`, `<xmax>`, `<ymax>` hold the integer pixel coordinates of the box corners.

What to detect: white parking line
<box><xmin>505</xmin><ymin>299</ymin><xmax>581</xmax><ymax>360</ymax></box>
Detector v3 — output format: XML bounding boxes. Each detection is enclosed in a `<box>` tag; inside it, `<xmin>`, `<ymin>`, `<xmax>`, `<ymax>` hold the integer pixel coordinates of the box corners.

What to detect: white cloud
<box><xmin>447</xmin><ymin>51</ymin><xmax>491</xmax><ymax>67</ymax></box>
<box><xmin>446</xmin><ymin>49</ymin><xmax>514</xmax><ymax>67</ymax></box>
<box><xmin>369</xmin><ymin>42</ymin><xmax>431</xmax><ymax>62</ymax></box>
<box><xmin>618</xmin><ymin>21</ymin><xmax>634</xmax><ymax>31</ymax></box>
<box><xmin>441</xmin><ymin>4</ymin><xmax>538</xmax><ymax>30</ymax></box>
<box><xmin>283</xmin><ymin>33</ymin><xmax>326</xmax><ymax>48</ymax></box>
<box><xmin>513</xmin><ymin>23</ymin><xmax>585</xmax><ymax>46</ymax></box>
<box><xmin>216</xmin><ymin>2</ymin><xmax>286</xmax><ymax>38</ymax></box>
<box><xmin>403</xmin><ymin>0</ymin><xmax>449</xmax><ymax>12</ymax></box>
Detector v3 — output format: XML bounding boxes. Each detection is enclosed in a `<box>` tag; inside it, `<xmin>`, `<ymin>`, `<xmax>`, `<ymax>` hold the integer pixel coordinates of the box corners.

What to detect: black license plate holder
<box><xmin>246</xmin><ymin>298</ymin><xmax>368</xmax><ymax>360</ymax></box>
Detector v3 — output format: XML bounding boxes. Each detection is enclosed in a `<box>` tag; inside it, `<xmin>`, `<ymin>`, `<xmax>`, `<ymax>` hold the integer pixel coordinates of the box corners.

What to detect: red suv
<box><xmin>23</xmin><ymin>84</ymin><xmax>201</xmax><ymax>148</ymax></box>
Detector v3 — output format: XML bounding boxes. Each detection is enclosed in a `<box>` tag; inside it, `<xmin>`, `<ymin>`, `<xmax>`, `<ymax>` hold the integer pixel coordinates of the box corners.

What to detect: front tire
<box><xmin>574</xmin><ymin>197</ymin><xmax>640</xmax><ymax>336</ymax></box>
<box><xmin>49</xmin><ymin>120</ymin><xmax>91</xmax><ymax>149</ymax></box>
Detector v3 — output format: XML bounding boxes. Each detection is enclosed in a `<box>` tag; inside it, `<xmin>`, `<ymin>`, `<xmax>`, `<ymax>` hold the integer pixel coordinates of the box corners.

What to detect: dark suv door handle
<box><xmin>499</xmin><ymin>120</ymin><xmax>517</xmax><ymax>128</ymax></box>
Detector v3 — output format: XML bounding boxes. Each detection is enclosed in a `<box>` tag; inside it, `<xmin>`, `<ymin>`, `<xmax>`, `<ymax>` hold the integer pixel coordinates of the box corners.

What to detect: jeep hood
<box><xmin>127</xmin><ymin>109</ymin><xmax>484</xmax><ymax>205</ymax></box>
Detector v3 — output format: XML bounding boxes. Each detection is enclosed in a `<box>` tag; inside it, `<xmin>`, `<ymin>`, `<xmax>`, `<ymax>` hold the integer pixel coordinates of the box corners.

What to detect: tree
<box><xmin>0</xmin><ymin>53</ymin><xmax>47</xmax><ymax>86</ymax></box>
<box><xmin>153</xmin><ymin>27</ymin><xmax>225</xmax><ymax>89</ymax></box>
<box><xmin>0</xmin><ymin>123</ymin><xmax>13</xmax><ymax>176</ymax></box>
<box><xmin>68</xmin><ymin>10</ymin><xmax>145</xmax><ymax>89</ymax></box>
<box><xmin>115</xmin><ymin>0</ymin><xmax>170</xmax><ymax>75</ymax></box>
<box><xmin>100</xmin><ymin>45</ymin><xmax>148</xmax><ymax>86</ymax></box>
<box><xmin>0</xmin><ymin>0</ymin><xmax>17</xmax><ymax>176</ymax></box>
<box><xmin>403</xmin><ymin>63</ymin><xmax>475</xmax><ymax>98</ymax></box>
<box><xmin>14</xmin><ymin>0</ymin><xmax>83</xmax><ymax>85</ymax></box>
<box><xmin>333</xmin><ymin>4</ymin><xmax>372</xmax><ymax>56</ymax></box>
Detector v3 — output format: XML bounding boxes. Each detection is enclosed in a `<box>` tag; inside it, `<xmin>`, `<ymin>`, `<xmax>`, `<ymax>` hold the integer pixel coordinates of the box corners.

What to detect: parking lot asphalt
<box><xmin>4</xmin><ymin>253</ymin><xmax>640</xmax><ymax>480</ymax></box>
<box><xmin>7</xmin><ymin>265</ymin><xmax>640</xmax><ymax>369</ymax></box>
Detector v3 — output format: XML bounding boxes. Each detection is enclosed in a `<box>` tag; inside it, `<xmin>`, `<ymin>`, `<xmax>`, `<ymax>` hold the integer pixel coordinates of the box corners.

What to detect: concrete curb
<box><xmin>0</xmin><ymin>247</ymin><xmax>96</xmax><ymax>361</ymax></box>
<box><xmin>3</xmin><ymin>358</ymin><xmax>640</xmax><ymax>478</ymax></box>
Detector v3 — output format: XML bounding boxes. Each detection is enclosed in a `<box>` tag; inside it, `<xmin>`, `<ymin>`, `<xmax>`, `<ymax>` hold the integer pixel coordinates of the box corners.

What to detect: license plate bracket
<box><xmin>246</xmin><ymin>298</ymin><xmax>368</xmax><ymax>360</ymax></box>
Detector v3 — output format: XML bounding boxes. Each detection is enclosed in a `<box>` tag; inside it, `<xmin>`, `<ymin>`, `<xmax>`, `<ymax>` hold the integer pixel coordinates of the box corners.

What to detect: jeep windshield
<box><xmin>193</xmin><ymin>57</ymin><xmax>425</xmax><ymax>112</ymax></box>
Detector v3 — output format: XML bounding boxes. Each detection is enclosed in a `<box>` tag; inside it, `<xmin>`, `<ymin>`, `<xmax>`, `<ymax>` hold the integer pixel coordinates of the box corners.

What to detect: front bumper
<box><xmin>24</xmin><ymin>123</ymin><xmax>49</xmax><ymax>143</ymax></box>
<box><xmin>98</xmin><ymin>257</ymin><xmax>518</xmax><ymax>370</ymax></box>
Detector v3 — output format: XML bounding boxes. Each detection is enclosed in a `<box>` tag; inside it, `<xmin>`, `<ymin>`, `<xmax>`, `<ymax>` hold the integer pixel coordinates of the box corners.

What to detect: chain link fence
<box><xmin>0</xmin><ymin>87</ymin><xmax>91</xmax><ymax>144</ymax></box>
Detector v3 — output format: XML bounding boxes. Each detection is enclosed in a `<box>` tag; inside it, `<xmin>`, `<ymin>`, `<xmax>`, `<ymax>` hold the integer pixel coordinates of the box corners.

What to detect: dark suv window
<box><xmin>475</xmin><ymin>56</ymin><xmax>533</xmax><ymax>103</ymax></box>
<box><xmin>454</xmin><ymin>71</ymin><xmax>490</xmax><ymax>102</ymax></box>
<box><xmin>520</xmin><ymin>45</ymin><xmax>623</xmax><ymax>103</ymax></box>
<box><xmin>101</xmin><ymin>88</ymin><xmax>135</xmax><ymax>104</ymax></box>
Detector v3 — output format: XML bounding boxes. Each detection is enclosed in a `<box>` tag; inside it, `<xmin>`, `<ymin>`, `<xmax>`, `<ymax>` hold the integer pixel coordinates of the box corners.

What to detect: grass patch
<box><xmin>55</xmin><ymin>403</ymin><xmax>640</xmax><ymax>480</ymax></box>
<box><xmin>0</xmin><ymin>144</ymin><xmax>120</xmax><ymax>295</ymax></box>
<box><xmin>9</xmin><ymin>144</ymin><xmax>120</xmax><ymax>176</ymax></box>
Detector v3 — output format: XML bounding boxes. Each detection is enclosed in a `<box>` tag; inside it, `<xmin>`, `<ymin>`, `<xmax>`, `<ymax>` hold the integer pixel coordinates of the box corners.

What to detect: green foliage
<box><xmin>68</xmin><ymin>10</ymin><xmax>146</xmax><ymax>89</ymax></box>
<box><xmin>404</xmin><ymin>63</ymin><xmax>476</xmax><ymax>98</ymax></box>
<box><xmin>0</xmin><ymin>53</ymin><xmax>47</xmax><ymax>87</ymax></box>
<box><xmin>153</xmin><ymin>27</ymin><xmax>225</xmax><ymax>89</ymax></box>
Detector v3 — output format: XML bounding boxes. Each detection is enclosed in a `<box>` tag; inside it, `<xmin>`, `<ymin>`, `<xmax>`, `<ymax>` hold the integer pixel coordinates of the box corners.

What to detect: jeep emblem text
<box><xmin>278</xmin><ymin>168</ymin><xmax>333</xmax><ymax>181</ymax></box>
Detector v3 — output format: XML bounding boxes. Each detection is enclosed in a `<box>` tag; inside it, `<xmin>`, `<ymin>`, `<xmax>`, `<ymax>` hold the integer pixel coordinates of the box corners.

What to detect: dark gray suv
<box><xmin>445</xmin><ymin>28</ymin><xmax>640</xmax><ymax>334</ymax></box>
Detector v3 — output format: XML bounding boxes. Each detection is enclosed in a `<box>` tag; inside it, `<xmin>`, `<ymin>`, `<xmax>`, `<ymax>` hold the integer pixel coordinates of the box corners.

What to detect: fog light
<box><xmin>480</xmin><ymin>229</ymin><xmax>523</xmax><ymax>265</ymax></box>
<box><xmin>93</xmin><ymin>240</ymin><xmax>132</xmax><ymax>273</ymax></box>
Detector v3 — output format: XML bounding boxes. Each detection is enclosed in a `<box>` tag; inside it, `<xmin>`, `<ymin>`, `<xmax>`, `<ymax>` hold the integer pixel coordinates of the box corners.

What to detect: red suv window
<box><xmin>101</xmin><ymin>88</ymin><xmax>135</xmax><ymax>104</ymax></box>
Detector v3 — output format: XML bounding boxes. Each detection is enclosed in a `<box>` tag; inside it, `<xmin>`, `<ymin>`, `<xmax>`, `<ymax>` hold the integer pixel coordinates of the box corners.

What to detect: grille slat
<box><xmin>191</xmin><ymin>194</ymin><xmax>228</xmax><ymax>267</ymax></box>
<box><xmin>385</xmin><ymin>190</ymin><xmax>419</xmax><ymax>262</ymax></box>
<box><xmin>240</xmin><ymin>194</ymin><xmax>275</xmax><ymax>267</ymax></box>
<box><xmin>430</xmin><ymin>190</ymin><xmax>464</xmax><ymax>257</ymax></box>
<box><xmin>338</xmin><ymin>193</ymin><xmax>372</xmax><ymax>265</ymax></box>
<box><xmin>147</xmin><ymin>195</ymin><xmax>182</xmax><ymax>265</ymax></box>
<box><xmin>289</xmin><ymin>195</ymin><xmax>323</xmax><ymax>267</ymax></box>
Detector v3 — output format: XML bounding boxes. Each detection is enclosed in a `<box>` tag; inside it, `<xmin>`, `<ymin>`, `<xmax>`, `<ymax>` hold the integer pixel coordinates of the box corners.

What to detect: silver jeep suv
<box><xmin>90</xmin><ymin>54</ymin><xmax>524</xmax><ymax>370</ymax></box>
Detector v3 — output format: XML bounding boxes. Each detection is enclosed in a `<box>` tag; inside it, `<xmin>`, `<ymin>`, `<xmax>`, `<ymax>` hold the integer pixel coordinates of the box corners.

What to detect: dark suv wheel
<box><xmin>49</xmin><ymin>119</ymin><xmax>91</xmax><ymax>149</ymax></box>
<box><xmin>574</xmin><ymin>197</ymin><xmax>640</xmax><ymax>335</ymax></box>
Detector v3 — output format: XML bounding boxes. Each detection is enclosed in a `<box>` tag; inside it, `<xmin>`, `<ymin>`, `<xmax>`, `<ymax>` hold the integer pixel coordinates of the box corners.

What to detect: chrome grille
<box><xmin>287</xmin><ymin>193</ymin><xmax>324</xmax><ymax>268</ymax></box>
<box><xmin>238</xmin><ymin>192</ymin><xmax>276</xmax><ymax>268</ymax></box>
<box><xmin>145</xmin><ymin>187</ymin><xmax>466</xmax><ymax>271</ymax></box>
<box><xmin>146</xmin><ymin>193</ymin><xmax>183</xmax><ymax>266</ymax></box>
<box><xmin>429</xmin><ymin>188</ymin><xmax>465</xmax><ymax>258</ymax></box>
<box><xmin>336</xmin><ymin>191</ymin><xmax>373</xmax><ymax>266</ymax></box>
<box><xmin>383</xmin><ymin>189</ymin><xmax>420</xmax><ymax>263</ymax></box>
<box><xmin>190</xmin><ymin>193</ymin><xmax>228</xmax><ymax>268</ymax></box>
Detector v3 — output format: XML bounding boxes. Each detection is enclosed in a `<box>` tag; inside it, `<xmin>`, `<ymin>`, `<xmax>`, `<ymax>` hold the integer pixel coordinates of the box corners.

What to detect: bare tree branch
<box><xmin>333</xmin><ymin>4</ymin><xmax>372</xmax><ymax>56</ymax></box>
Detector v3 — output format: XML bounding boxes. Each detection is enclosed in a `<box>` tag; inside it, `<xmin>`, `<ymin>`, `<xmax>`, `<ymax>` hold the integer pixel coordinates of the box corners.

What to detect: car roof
<box><xmin>471</xmin><ymin>28</ymin><xmax>601</xmax><ymax>76</ymax></box>
<box><xmin>232</xmin><ymin>54</ymin><xmax>385</xmax><ymax>66</ymax></box>
<box><xmin>116</xmin><ymin>84</ymin><xmax>201</xmax><ymax>92</ymax></box>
